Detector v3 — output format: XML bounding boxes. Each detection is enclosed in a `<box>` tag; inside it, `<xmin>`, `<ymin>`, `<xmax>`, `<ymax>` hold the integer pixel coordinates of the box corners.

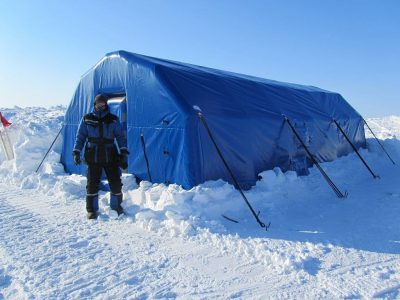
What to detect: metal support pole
<box><xmin>36</xmin><ymin>125</ymin><xmax>64</xmax><ymax>173</ymax></box>
<box><xmin>333</xmin><ymin>119</ymin><xmax>379</xmax><ymax>179</ymax></box>
<box><xmin>284</xmin><ymin>116</ymin><xmax>347</xmax><ymax>198</ymax></box>
<box><xmin>198</xmin><ymin>111</ymin><xmax>270</xmax><ymax>230</ymax></box>
<box><xmin>140</xmin><ymin>133</ymin><xmax>152</xmax><ymax>182</ymax></box>
<box><xmin>363</xmin><ymin>118</ymin><xmax>395</xmax><ymax>165</ymax></box>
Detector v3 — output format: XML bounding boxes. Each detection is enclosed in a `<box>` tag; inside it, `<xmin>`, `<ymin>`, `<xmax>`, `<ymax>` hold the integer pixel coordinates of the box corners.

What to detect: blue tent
<box><xmin>61</xmin><ymin>50</ymin><xmax>366</xmax><ymax>189</ymax></box>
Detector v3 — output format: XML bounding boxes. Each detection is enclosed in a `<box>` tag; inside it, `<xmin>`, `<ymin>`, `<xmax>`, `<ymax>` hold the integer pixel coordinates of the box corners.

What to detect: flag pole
<box><xmin>0</xmin><ymin>112</ymin><xmax>14</xmax><ymax>160</ymax></box>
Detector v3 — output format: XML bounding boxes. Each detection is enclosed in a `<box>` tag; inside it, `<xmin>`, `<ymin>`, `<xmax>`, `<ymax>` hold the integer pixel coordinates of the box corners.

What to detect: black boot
<box><xmin>115</xmin><ymin>206</ymin><xmax>124</xmax><ymax>216</ymax></box>
<box><xmin>87</xmin><ymin>211</ymin><xmax>98</xmax><ymax>219</ymax></box>
<box><xmin>110</xmin><ymin>193</ymin><xmax>124</xmax><ymax>216</ymax></box>
<box><xmin>86</xmin><ymin>194</ymin><xmax>99</xmax><ymax>219</ymax></box>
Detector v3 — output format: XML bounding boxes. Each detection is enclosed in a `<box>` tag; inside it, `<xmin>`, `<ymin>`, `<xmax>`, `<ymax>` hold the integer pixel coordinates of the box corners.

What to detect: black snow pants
<box><xmin>86</xmin><ymin>163</ymin><xmax>122</xmax><ymax>212</ymax></box>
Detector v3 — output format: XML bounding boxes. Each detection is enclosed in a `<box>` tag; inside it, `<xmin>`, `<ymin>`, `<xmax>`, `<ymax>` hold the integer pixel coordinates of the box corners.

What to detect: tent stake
<box><xmin>363</xmin><ymin>118</ymin><xmax>396</xmax><ymax>165</ymax></box>
<box><xmin>197</xmin><ymin>112</ymin><xmax>270</xmax><ymax>230</ymax></box>
<box><xmin>140</xmin><ymin>133</ymin><xmax>152</xmax><ymax>182</ymax></box>
<box><xmin>284</xmin><ymin>116</ymin><xmax>347</xmax><ymax>198</ymax></box>
<box><xmin>333</xmin><ymin>119</ymin><xmax>379</xmax><ymax>179</ymax></box>
<box><xmin>36</xmin><ymin>125</ymin><xmax>64</xmax><ymax>173</ymax></box>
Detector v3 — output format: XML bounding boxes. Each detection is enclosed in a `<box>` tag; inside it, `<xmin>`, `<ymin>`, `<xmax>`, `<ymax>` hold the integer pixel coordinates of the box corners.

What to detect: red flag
<box><xmin>0</xmin><ymin>112</ymin><xmax>11</xmax><ymax>127</ymax></box>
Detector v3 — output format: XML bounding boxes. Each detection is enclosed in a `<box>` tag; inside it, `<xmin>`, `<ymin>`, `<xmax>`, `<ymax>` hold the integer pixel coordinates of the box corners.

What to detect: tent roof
<box><xmin>99</xmin><ymin>50</ymin><xmax>336</xmax><ymax>95</ymax></box>
<box><xmin>84</xmin><ymin>50</ymin><xmax>352</xmax><ymax>121</ymax></box>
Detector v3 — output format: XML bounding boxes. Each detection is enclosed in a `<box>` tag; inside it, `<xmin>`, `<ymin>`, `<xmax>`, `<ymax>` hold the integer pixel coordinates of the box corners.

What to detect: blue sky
<box><xmin>0</xmin><ymin>0</ymin><xmax>399</xmax><ymax>117</ymax></box>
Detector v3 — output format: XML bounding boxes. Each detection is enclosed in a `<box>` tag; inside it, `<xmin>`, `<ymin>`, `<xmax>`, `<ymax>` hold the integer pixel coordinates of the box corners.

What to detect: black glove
<box><xmin>119</xmin><ymin>149</ymin><xmax>129</xmax><ymax>169</ymax></box>
<box><xmin>73</xmin><ymin>150</ymin><xmax>81</xmax><ymax>165</ymax></box>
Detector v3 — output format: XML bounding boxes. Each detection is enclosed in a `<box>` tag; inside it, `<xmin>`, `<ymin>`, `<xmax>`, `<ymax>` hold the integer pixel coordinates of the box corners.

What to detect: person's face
<box><xmin>95</xmin><ymin>101</ymin><xmax>107</xmax><ymax>111</ymax></box>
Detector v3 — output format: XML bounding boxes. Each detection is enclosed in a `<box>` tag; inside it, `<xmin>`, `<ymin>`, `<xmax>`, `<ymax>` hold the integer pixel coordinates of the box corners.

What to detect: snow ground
<box><xmin>0</xmin><ymin>107</ymin><xmax>399</xmax><ymax>299</ymax></box>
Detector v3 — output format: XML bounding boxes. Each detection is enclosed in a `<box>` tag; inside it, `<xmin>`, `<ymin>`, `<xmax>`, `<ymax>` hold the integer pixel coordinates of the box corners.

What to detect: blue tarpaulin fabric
<box><xmin>61</xmin><ymin>50</ymin><xmax>365</xmax><ymax>189</ymax></box>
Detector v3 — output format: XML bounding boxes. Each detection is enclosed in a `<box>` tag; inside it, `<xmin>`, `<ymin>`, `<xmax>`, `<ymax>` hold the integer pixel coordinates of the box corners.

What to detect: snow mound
<box><xmin>366</xmin><ymin>115</ymin><xmax>400</xmax><ymax>140</ymax></box>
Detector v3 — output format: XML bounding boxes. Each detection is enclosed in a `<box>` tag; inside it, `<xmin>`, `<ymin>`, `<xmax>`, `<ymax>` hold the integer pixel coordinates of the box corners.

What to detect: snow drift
<box><xmin>0</xmin><ymin>106</ymin><xmax>399</xmax><ymax>299</ymax></box>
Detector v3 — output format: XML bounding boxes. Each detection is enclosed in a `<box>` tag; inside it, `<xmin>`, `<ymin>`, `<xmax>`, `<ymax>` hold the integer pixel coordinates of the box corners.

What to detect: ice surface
<box><xmin>0</xmin><ymin>106</ymin><xmax>399</xmax><ymax>298</ymax></box>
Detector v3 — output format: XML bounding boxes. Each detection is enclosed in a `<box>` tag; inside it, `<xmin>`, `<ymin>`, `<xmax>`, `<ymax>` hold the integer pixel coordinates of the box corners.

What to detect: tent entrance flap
<box><xmin>108</xmin><ymin>96</ymin><xmax>128</xmax><ymax>173</ymax></box>
<box><xmin>107</xmin><ymin>95</ymin><xmax>127</xmax><ymax>137</ymax></box>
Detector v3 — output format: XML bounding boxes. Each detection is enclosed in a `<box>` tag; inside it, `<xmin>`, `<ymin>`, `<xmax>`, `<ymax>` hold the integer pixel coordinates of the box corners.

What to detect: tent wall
<box><xmin>61</xmin><ymin>51</ymin><xmax>366</xmax><ymax>189</ymax></box>
<box><xmin>155</xmin><ymin>63</ymin><xmax>365</xmax><ymax>188</ymax></box>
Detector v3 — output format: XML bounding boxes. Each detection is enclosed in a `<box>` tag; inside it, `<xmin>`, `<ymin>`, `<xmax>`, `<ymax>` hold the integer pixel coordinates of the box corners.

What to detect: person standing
<box><xmin>72</xmin><ymin>94</ymin><xmax>129</xmax><ymax>219</ymax></box>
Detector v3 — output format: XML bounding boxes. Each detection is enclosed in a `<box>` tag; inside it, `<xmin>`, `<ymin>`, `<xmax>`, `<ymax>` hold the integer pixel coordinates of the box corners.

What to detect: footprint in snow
<box><xmin>69</xmin><ymin>240</ymin><xmax>89</xmax><ymax>249</ymax></box>
<box><xmin>302</xmin><ymin>257</ymin><xmax>321</xmax><ymax>276</ymax></box>
<box><xmin>0</xmin><ymin>274</ymin><xmax>12</xmax><ymax>288</ymax></box>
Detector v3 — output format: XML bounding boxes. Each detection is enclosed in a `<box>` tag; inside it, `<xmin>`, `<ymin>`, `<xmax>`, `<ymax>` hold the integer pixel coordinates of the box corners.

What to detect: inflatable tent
<box><xmin>61</xmin><ymin>50</ymin><xmax>366</xmax><ymax>189</ymax></box>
